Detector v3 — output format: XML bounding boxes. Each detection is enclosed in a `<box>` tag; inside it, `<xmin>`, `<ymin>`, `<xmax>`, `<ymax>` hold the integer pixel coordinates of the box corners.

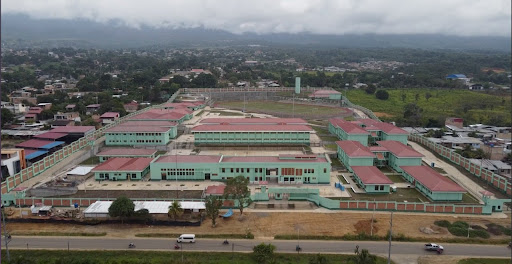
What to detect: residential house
<box><xmin>24</xmin><ymin>107</ymin><xmax>44</xmax><ymax>122</ymax></box>
<box><xmin>100</xmin><ymin>112</ymin><xmax>120</xmax><ymax>125</ymax></box>
<box><xmin>124</xmin><ymin>101</ymin><xmax>139</xmax><ymax>113</ymax></box>
<box><xmin>86</xmin><ymin>104</ymin><xmax>101</xmax><ymax>115</ymax></box>
<box><xmin>65</xmin><ymin>104</ymin><xmax>76</xmax><ymax>112</ymax></box>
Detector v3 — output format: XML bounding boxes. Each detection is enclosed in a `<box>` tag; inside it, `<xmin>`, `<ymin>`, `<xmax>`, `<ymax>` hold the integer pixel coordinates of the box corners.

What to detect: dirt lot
<box><xmin>7</xmin><ymin>211</ymin><xmax>511</xmax><ymax>241</ymax></box>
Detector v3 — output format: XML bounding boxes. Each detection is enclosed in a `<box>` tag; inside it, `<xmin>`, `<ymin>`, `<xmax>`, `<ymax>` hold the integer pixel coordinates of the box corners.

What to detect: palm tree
<box><xmin>168</xmin><ymin>200</ymin><xmax>183</xmax><ymax>221</ymax></box>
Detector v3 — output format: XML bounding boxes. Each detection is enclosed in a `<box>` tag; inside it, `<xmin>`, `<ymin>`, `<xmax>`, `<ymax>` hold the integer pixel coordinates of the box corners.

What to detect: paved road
<box><xmin>7</xmin><ymin>236</ymin><xmax>511</xmax><ymax>259</ymax></box>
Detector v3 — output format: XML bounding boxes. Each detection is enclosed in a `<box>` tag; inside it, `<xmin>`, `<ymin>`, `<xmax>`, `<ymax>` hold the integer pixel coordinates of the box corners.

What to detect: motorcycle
<box><xmin>296</xmin><ymin>245</ymin><xmax>302</xmax><ymax>252</ymax></box>
<box><xmin>436</xmin><ymin>248</ymin><xmax>443</xmax><ymax>254</ymax></box>
<box><xmin>128</xmin><ymin>243</ymin><xmax>136</xmax><ymax>249</ymax></box>
<box><xmin>174</xmin><ymin>244</ymin><xmax>180</xmax><ymax>250</ymax></box>
<box><xmin>223</xmin><ymin>240</ymin><xmax>229</xmax><ymax>245</ymax></box>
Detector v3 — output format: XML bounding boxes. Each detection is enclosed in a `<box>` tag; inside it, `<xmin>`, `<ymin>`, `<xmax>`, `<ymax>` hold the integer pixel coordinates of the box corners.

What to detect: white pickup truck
<box><xmin>424</xmin><ymin>243</ymin><xmax>444</xmax><ymax>253</ymax></box>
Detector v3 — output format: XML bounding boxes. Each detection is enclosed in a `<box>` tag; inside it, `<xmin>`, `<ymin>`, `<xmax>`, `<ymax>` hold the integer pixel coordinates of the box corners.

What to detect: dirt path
<box><xmin>7</xmin><ymin>211</ymin><xmax>510</xmax><ymax>241</ymax></box>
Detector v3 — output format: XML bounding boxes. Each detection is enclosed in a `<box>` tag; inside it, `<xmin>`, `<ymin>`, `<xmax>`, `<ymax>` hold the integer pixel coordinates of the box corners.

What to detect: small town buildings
<box><xmin>335</xmin><ymin>141</ymin><xmax>375</xmax><ymax>172</ymax></box>
<box><xmin>445</xmin><ymin>117</ymin><xmax>464</xmax><ymax>129</ymax></box>
<box><xmin>375</xmin><ymin>141</ymin><xmax>423</xmax><ymax>173</ymax></box>
<box><xmin>65</xmin><ymin>104</ymin><xmax>76</xmax><ymax>112</ymax></box>
<box><xmin>104</xmin><ymin>120</ymin><xmax>177</xmax><ymax>146</ymax></box>
<box><xmin>33</xmin><ymin>132</ymin><xmax>68</xmax><ymax>142</ymax></box>
<box><xmin>49</xmin><ymin>126</ymin><xmax>96</xmax><ymax>143</ymax></box>
<box><xmin>124</xmin><ymin>101</ymin><xmax>139</xmax><ymax>113</ymax></box>
<box><xmin>150</xmin><ymin>154</ymin><xmax>331</xmax><ymax>184</ymax></box>
<box><xmin>428</xmin><ymin>136</ymin><xmax>482</xmax><ymax>150</ymax></box>
<box><xmin>96</xmin><ymin>148</ymin><xmax>157</xmax><ymax>162</ymax></box>
<box><xmin>192</xmin><ymin>124</ymin><xmax>313</xmax><ymax>146</ymax></box>
<box><xmin>100</xmin><ymin>112</ymin><xmax>120</xmax><ymax>125</ymax></box>
<box><xmin>54</xmin><ymin>112</ymin><xmax>80</xmax><ymax>122</ymax></box>
<box><xmin>24</xmin><ymin>107</ymin><xmax>44</xmax><ymax>122</ymax></box>
<box><xmin>15</xmin><ymin>139</ymin><xmax>65</xmax><ymax>162</ymax></box>
<box><xmin>469</xmin><ymin>159</ymin><xmax>511</xmax><ymax>178</ymax></box>
<box><xmin>351</xmin><ymin>166</ymin><xmax>393</xmax><ymax>193</ymax></box>
<box><xmin>86</xmin><ymin>104</ymin><xmax>101</xmax><ymax>115</ymax></box>
<box><xmin>309</xmin><ymin>90</ymin><xmax>342</xmax><ymax>100</ymax></box>
<box><xmin>400</xmin><ymin>166</ymin><xmax>466</xmax><ymax>201</ymax></box>
<box><xmin>1</xmin><ymin>102</ymin><xmax>28</xmax><ymax>113</ymax></box>
<box><xmin>329</xmin><ymin>118</ymin><xmax>369</xmax><ymax>146</ymax></box>
<box><xmin>92</xmin><ymin>157</ymin><xmax>153</xmax><ymax>181</ymax></box>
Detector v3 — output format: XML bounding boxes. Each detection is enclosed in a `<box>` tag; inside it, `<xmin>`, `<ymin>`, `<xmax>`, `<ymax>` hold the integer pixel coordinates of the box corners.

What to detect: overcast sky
<box><xmin>2</xmin><ymin>0</ymin><xmax>511</xmax><ymax>36</ymax></box>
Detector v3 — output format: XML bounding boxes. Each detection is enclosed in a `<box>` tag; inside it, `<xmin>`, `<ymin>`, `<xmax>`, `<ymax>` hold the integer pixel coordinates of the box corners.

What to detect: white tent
<box><xmin>67</xmin><ymin>166</ymin><xmax>95</xmax><ymax>175</ymax></box>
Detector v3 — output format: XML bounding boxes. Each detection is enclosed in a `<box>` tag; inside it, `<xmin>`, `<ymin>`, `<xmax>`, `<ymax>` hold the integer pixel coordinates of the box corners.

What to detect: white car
<box><xmin>425</xmin><ymin>243</ymin><xmax>444</xmax><ymax>252</ymax></box>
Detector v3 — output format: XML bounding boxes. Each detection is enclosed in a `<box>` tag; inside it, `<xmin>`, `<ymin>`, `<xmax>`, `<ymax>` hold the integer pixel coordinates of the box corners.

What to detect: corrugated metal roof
<box><xmin>376</xmin><ymin>141</ymin><xmax>423</xmax><ymax>158</ymax></box>
<box><xmin>15</xmin><ymin>139</ymin><xmax>64</xmax><ymax>149</ymax></box>
<box><xmin>33</xmin><ymin>132</ymin><xmax>68</xmax><ymax>140</ymax></box>
<box><xmin>129</xmin><ymin>109</ymin><xmax>187</xmax><ymax>121</ymax></box>
<box><xmin>221</xmin><ymin>155</ymin><xmax>327</xmax><ymax>163</ymax></box>
<box><xmin>100</xmin><ymin>112</ymin><xmax>120</xmax><ymax>118</ymax></box>
<box><xmin>84</xmin><ymin>201</ymin><xmax>205</xmax><ymax>214</ymax></box>
<box><xmin>117</xmin><ymin>121</ymin><xmax>177</xmax><ymax>127</ymax></box>
<box><xmin>352</xmin><ymin>166</ymin><xmax>393</xmax><ymax>184</ymax></box>
<box><xmin>50</xmin><ymin>126</ymin><xmax>96</xmax><ymax>134</ymax></box>
<box><xmin>155</xmin><ymin>155</ymin><xmax>221</xmax><ymax>163</ymax></box>
<box><xmin>67</xmin><ymin>166</ymin><xmax>95</xmax><ymax>175</ymax></box>
<box><xmin>329</xmin><ymin>118</ymin><xmax>369</xmax><ymax>135</ymax></box>
<box><xmin>92</xmin><ymin>157</ymin><xmax>153</xmax><ymax>172</ymax></box>
<box><xmin>192</xmin><ymin>124</ymin><xmax>313</xmax><ymax>132</ymax></box>
<box><xmin>205</xmin><ymin>185</ymin><xmax>225</xmax><ymax>195</ymax></box>
<box><xmin>105</xmin><ymin>126</ymin><xmax>172</xmax><ymax>133</ymax></box>
<box><xmin>25</xmin><ymin>150</ymin><xmax>48</xmax><ymax>159</ymax></box>
<box><xmin>335</xmin><ymin>141</ymin><xmax>375</xmax><ymax>157</ymax></box>
<box><xmin>200</xmin><ymin>118</ymin><xmax>308</xmax><ymax>125</ymax></box>
<box><xmin>400</xmin><ymin>165</ymin><xmax>466</xmax><ymax>192</ymax></box>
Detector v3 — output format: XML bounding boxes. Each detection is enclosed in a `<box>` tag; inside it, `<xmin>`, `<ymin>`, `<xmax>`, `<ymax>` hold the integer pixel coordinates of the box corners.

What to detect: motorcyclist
<box><xmin>129</xmin><ymin>242</ymin><xmax>135</xmax><ymax>248</ymax></box>
<box><xmin>174</xmin><ymin>243</ymin><xmax>180</xmax><ymax>249</ymax></box>
<box><xmin>223</xmin><ymin>239</ymin><xmax>229</xmax><ymax>245</ymax></box>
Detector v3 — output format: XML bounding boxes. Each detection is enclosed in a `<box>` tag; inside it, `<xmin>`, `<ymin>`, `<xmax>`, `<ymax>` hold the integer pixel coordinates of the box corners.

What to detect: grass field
<box><xmin>458</xmin><ymin>258</ymin><xmax>510</xmax><ymax>264</ymax></box>
<box><xmin>346</xmin><ymin>88</ymin><xmax>511</xmax><ymax>125</ymax></box>
<box><xmin>1</xmin><ymin>250</ymin><xmax>392</xmax><ymax>264</ymax></box>
<box><xmin>346</xmin><ymin>188</ymin><xmax>425</xmax><ymax>202</ymax></box>
<box><xmin>216</xmin><ymin>101</ymin><xmax>348</xmax><ymax>117</ymax></box>
<box><xmin>385</xmin><ymin>174</ymin><xmax>406</xmax><ymax>183</ymax></box>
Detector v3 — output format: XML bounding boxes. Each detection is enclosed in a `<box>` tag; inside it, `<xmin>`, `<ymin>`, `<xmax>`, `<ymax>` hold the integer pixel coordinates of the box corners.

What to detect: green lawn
<box><xmin>386</xmin><ymin>174</ymin><xmax>406</xmax><ymax>183</ymax></box>
<box><xmin>324</xmin><ymin>144</ymin><xmax>338</xmax><ymax>151</ymax></box>
<box><xmin>1</xmin><ymin>250</ymin><xmax>392</xmax><ymax>264</ymax></box>
<box><xmin>346</xmin><ymin>188</ymin><xmax>425</xmax><ymax>202</ymax></box>
<box><xmin>346</xmin><ymin>88</ymin><xmax>511</xmax><ymax>125</ymax></box>
<box><xmin>458</xmin><ymin>258</ymin><xmax>510</xmax><ymax>264</ymax></box>
<box><xmin>79</xmin><ymin>156</ymin><xmax>100</xmax><ymax>165</ymax></box>
<box><xmin>216</xmin><ymin>101</ymin><xmax>348</xmax><ymax>117</ymax></box>
<box><xmin>461</xmin><ymin>193</ymin><xmax>480</xmax><ymax>204</ymax></box>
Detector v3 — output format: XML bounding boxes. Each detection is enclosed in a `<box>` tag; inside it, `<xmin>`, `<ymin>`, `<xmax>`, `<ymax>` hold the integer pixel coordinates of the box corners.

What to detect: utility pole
<box><xmin>2</xmin><ymin>208</ymin><xmax>11</xmax><ymax>262</ymax></box>
<box><xmin>370</xmin><ymin>199</ymin><xmax>376</xmax><ymax>236</ymax></box>
<box><xmin>387</xmin><ymin>211</ymin><xmax>393</xmax><ymax>264</ymax></box>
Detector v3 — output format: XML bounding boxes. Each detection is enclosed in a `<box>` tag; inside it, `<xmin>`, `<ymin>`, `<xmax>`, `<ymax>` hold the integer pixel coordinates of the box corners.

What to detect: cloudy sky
<box><xmin>2</xmin><ymin>0</ymin><xmax>511</xmax><ymax>36</ymax></box>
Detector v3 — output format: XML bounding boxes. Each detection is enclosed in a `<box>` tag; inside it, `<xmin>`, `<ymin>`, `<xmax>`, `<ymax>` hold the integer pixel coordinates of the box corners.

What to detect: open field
<box><xmin>215</xmin><ymin>101</ymin><xmax>350</xmax><ymax>118</ymax></box>
<box><xmin>0</xmin><ymin>250</ymin><xmax>392</xmax><ymax>264</ymax></box>
<box><xmin>457</xmin><ymin>258</ymin><xmax>510</xmax><ymax>264</ymax></box>
<box><xmin>345</xmin><ymin>188</ymin><xmax>425</xmax><ymax>203</ymax></box>
<box><xmin>346</xmin><ymin>88</ymin><xmax>511</xmax><ymax>125</ymax></box>
<box><xmin>5</xmin><ymin>211</ymin><xmax>511</xmax><ymax>243</ymax></box>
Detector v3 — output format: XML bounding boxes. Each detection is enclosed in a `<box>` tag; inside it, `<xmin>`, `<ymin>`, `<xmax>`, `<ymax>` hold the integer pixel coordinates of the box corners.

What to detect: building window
<box><xmin>375</xmin><ymin>186</ymin><xmax>379</xmax><ymax>191</ymax></box>
<box><xmin>324</xmin><ymin>168</ymin><xmax>327</xmax><ymax>173</ymax></box>
<box><xmin>222</xmin><ymin>168</ymin><xmax>225</xmax><ymax>173</ymax></box>
<box><xmin>236</xmin><ymin>168</ymin><xmax>239</xmax><ymax>173</ymax></box>
<box><xmin>231</xmin><ymin>168</ymin><xmax>234</xmax><ymax>173</ymax></box>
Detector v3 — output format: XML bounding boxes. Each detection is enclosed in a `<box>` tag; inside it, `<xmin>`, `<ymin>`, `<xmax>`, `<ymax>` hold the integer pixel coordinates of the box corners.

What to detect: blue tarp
<box><xmin>221</xmin><ymin>208</ymin><xmax>233</xmax><ymax>218</ymax></box>
<box><xmin>25</xmin><ymin>150</ymin><xmax>49</xmax><ymax>160</ymax></box>
<box><xmin>40</xmin><ymin>141</ymin><xmax>65</xmax><ymax>149</ymax></box>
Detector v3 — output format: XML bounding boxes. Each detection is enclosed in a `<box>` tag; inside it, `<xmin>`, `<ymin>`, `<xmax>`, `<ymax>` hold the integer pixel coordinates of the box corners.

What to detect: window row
<box><xmin>221</xmin><ymin>168</ymin><xmax>264</xmax><ymax>173</ymax></box>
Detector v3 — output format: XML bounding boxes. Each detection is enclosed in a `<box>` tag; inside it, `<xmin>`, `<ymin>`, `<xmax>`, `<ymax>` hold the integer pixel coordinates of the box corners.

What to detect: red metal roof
<box><xmin>100</xmin><ymin>112</ymin><xmax>120</xmax><ymax>118</ymax></box>
<box><xmin>97</xmin><ymin>148</ymin><xmax>157</xmax><ymax>156</ymax></box>
<box><xmin>376</xmin><ymin>141</ymin><xmax>423</xmax><ymax>158</ymax></box>
<box><xmin>50</xmin><ymin>126</ymin><xmax>96</xmax><ymax>134</ymax></box>
<box><xmin>24</xmin><ymin>114</ymin><xmax>37</xmax><ymax>118</ymax></box>
<box><xmin>353</xmin><ymin>119</ymin><xmax>380</xmax><ymax>126</ymax></box>
<box><xmin>15</xmin><ymin>139</ymin><xmax>60</xmax><ymax>149</ymax></box>
<box><xmin>375</xmin><ymin>153</ymin><xmax>385</xmax><ymax>160</ymax></box>
<box><xmin>129</xmin><ymin>109</ymin><xmax>187</xmax><ymax>121</ymax></box>
<box><xmin>66</xmin><ymin>104</ymin><xmax>76</xmax><ymax>108</ymax></box>
<box><xmin>329</xmin><ymin>118</ymin><xmax>369</xmax><ymax>135</ymax></box>
<box><xmin>200</xmin><ymin>118</ymin><xmax>308</xmax><ymax>125</ymax></box>
<box><xmin>192</xmin><ymin>124</ymin><xmax>313</xmax><ymax>132</ymax></box>
<box><xmin>28</xmin><ymin>107</ymin><xmax>43</xmax><ymax>114</ymax></box>
<box><xmin>400</xmin><ymin>166</ymin><xmax>466</xmax><ymax>192</ymax></box>
<box><xmin>351</xmin><ymin>166</ymin><xmax>393</xmax><ymax>184</ymax></box>
<box><xmin>373</xmin><ymin>122</ymin><xmax>408</xmax><ymax>135</ymax></box>
<box><xmin>118</xmin><ymin>121</ymin><xmax>177</xmax><ymax>127</ymax></box>
<box><xmin>369</xmin><ymin>146</ymin><xmax>388</xmax><ymax>152</ymax></box>
<box><xmin>92</xmin><ymin>157</ymin><xmax>153</xmax><ymax>172</ymax></box>
<box><xmin>335</xmin><ymin>141</ymin><xmax>375</xmax><ymax>157</ymax></box>
<box><xmin>309</xmin><ymin>90</ymin><xmax>341</xmax><ymax>98</ymax></box>
<box><xmin>205</xmin><ymin>185</ymin><xmax>226</xmax><ymax>195</ymax></box>
<box><xmin>86</xmin><ymin>104</ymin><xmax>101</xmax><ymax>108</ymax></box>
<box><xmin>33</xmin><ymin>132</ymin><xmax>67</xmax><ymax>140</ymax></box>
<box><xmin>155</xmin><ymin>155</ymin><xmax>222</xmax><ymax>163</ymax></box>
<box><xmin>105</xmin><ymin>126</ymin><xmax>172</xmax><ymax>132</ymax></box>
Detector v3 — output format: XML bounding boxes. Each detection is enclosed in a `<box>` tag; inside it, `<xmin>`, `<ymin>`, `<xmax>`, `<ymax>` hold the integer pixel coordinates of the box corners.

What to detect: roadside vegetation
<box><xmin>1</xmin><ymin>250</ymin><xmax>392</xmax><ymax>264</ymax></box>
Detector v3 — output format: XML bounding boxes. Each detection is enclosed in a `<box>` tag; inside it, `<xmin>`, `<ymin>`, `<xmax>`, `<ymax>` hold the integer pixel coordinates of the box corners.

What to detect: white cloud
<box><xmin>2</xmin><ymin>0</ymin><xmax>510</xmax><ymax>36</ymax></box>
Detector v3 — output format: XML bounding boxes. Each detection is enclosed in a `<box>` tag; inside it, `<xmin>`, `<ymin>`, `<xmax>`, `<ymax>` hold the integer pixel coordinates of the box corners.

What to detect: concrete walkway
<box><xmin>408</xmin><ymin>141</ymin><xmax>486</xmax><ymax>204</ymax></box>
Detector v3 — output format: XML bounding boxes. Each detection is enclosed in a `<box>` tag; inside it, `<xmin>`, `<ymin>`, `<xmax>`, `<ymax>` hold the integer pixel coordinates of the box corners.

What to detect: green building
<box><xmin>192</xmin><ymin>124</ymin><xmax>312</xmax><ymax>146</ymax></box>
<box><xmin>150</xmin><ymin>154</ymin><xmax>331</xmax><ymax>184</ymax></box>
<box><xmin>351</xmin><ymin>166</ymin><xmax>393</xmax><ymax>193</ymax></box>
<box><xmin>104</xmin><ymin>121</ymin><xmax>177</xmax><ymax>146</ymax></box>
<box><xmin>128</xmin><ymin>109</ymin><xmax>189</xmax><ymax>123</ymax></box>
<box><xmin>96</xmin><ymin>148</ymin><xmax>157</xmax><ymax>162</ymax></box>
<box><xmin>376</xmin><ymin>140</ymin><xmax>423</xmax><ymax>172</ymax></box>
<box><xmin>309</xmin><ymin>90</ymin><xmax>342</xmax><ymax>100</ymax></box>
<box><xmin>92</xmin><ymin>157</ymin><xmax>154</xmax><ymax>181</ymax></box>
<box><xmin>329</xmin><ymin>118</ymin><xmax>369</xmax><ymax>146</ymax></box>
<box><xmin>336</xmin><ymin>141</ymin><xmax>375</xmax><ymax>172</ymax></box>
<box><xmin>352</xmin><ymin>119</ymin><xmax>409</xmax><ymax>145</ymax></box>
<box><xmin>400</xmin><ymin>166</ymin><xmax>466</xmax><ymax>201</ymax></box>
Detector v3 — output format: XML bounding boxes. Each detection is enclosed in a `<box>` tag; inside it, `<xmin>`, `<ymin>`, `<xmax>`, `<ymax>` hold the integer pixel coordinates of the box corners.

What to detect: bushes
<box><xmin>448</xmin><ymin>226</ymin><xmax>468</xmax><ymax>237</ymax></box>
<box><xmin>470</xmin><ymin>229</ymin><xmax>491</xmax><ymax>239</ymax></box>
<box><xmin>486</xmin><ymin>223</ymin><xmax>512</xmax><ymax>236</ymax></box>
<box><xmin>375</xmin><ymin>90</ymin><xmax>389</xmax><ymax>100</ymax></box>
<box><xmin>434</xmin><ymin>220</ymin><xmax>451</xmax><ymax>228</ymax></box>
<box><xmin>452</xmin><ymin>221</ymin><xmax>470</xmax><ymax>229</ymax></box>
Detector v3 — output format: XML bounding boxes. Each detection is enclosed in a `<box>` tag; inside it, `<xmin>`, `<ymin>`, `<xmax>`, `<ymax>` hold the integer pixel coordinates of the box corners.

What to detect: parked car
<box><xmin>425</xmin><ymin>243</ymin><xmax>444</xmax><ymax>253</ymax></box>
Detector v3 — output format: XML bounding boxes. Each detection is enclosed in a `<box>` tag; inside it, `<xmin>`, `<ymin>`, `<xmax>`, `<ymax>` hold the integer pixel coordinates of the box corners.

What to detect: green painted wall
<box><xmin>150</xmin><ymin>159</ymin><xmax>331</xmax><ymax>184</ymax></box>
<box><xmin>95</xmin><ymin>166</ymin><xmax>150</xmax><ymax>181</ymax></box>
<box><xmin>388</xmin><ymin>155</ymin><xmax>422</xmax><ymax>172</ymax></box>
<box><xmin>382</xmin><ymin>134</ymin><xmax>408</xmax><ymax>145</ymax></box>
<box><xmin>105</xmin><ymin>127</ymin><xmax>177</xmax><ymax>146</ymax></box>
<box><xmin>328</xmin><ymin>94</ymin><xmax>342</xmax><ymax>100</ymax></box>
<box><xmin>364</xmin><ymin>184</ymin><xmax>390</xmax><ymax>193</ymax></box>
<box><xmin>194</xmin><ymin>131</ymin><xmax>310</xmax><ymax>145</ymax></box>
<box><xmin>99</xmin><ymin>154</ymin><xmax>156</xmax><ymax>163</ymax></box>
<box><xmin>401</xmin><ymin>171</ymin><xmax>463</xmax><ymax>201</ymax></box>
